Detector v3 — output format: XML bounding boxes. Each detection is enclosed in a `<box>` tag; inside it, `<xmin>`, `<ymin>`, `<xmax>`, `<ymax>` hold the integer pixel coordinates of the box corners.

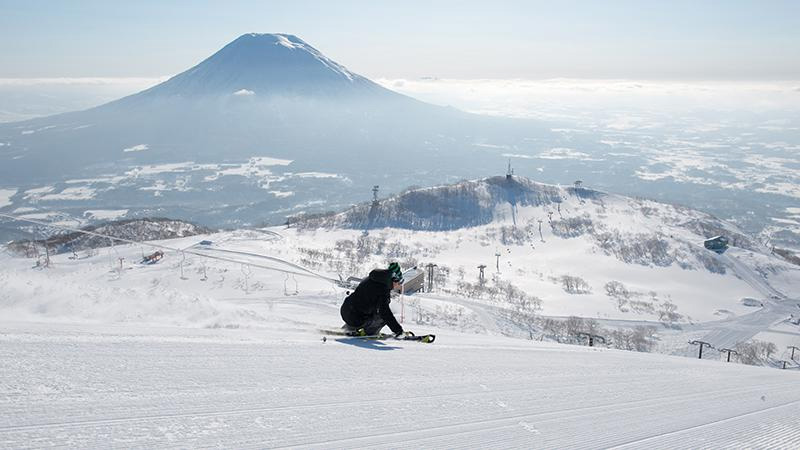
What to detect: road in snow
<box><xmin>2</xmin><ymin>321</ymin><xmax>800</xmax><ymax>449</ymax></box>
<box><xmin>665</xmin><ymin>250</ymin><xmax>800</xmax><ymax>358</ymax></box>
<box><xmin>681</xmin><ymin>298</ymin><xmax>799</xmax><ymax>357</ymax></box>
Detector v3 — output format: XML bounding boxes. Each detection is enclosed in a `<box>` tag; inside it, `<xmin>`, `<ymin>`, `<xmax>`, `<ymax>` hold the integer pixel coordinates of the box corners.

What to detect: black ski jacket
<box><xmin>341</xmin><ymin>269</ymin><xmax>403</xmax><ymax>334</ymax></box>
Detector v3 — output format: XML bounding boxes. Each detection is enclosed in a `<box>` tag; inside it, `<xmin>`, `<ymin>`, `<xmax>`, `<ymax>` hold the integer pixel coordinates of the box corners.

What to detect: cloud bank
<box><xmin>376</xmin><ymin>78</ymin><xmax>800</xmax><ymax>118</ymax></box>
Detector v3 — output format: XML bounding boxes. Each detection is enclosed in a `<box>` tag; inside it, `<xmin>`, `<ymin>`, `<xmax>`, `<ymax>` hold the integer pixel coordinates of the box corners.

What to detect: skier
<box><xmin>340</xmin><ymin>262</ymin><xmax>408</xmax><ymax>337</ymax></box>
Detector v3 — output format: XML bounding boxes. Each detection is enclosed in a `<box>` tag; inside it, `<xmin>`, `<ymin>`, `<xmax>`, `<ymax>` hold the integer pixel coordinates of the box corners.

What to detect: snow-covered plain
<box><xmin>0</xmin><ymin>188</ymin><xmax>16</xmax><ymax>208</ymax></box>
<box><xmin>2</xmin><ymin>227</ymin><xmax>800</xmax><ymax>447</ymax></box>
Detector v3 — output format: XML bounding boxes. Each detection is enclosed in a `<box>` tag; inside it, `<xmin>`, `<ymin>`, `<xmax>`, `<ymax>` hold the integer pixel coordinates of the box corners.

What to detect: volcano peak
<box><xmin>138</xmin><ymin>33</ymin><xmax>375</xmax><ymax>98</ymax></box>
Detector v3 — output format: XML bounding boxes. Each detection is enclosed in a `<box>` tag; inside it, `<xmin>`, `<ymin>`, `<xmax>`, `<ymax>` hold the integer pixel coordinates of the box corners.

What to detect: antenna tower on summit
<box><xmin>372</xmin><ymin>185</ymin><xmax>380</xmax><ymax>207</ymax></box>
<box><xmin>506</xmin><ymin>159</ymin><xmax>514</xmax><ymax>179</ymax></box>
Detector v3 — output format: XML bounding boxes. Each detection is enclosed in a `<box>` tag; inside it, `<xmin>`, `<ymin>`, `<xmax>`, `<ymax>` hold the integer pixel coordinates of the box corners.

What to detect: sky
<box><xmin>1</xmin><ymin>0</ymin><xmax>799</xmax><ymax>80</ymax></box>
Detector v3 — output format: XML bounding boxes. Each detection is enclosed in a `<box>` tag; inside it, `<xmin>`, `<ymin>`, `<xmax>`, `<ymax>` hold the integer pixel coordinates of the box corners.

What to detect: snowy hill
<box><xmin>7</xmin><ymin>217</ymin><xmax>210</xmax><ymax>256</ymax></box>
<box><xmin>290</xmin><ymin>176</ymin><xmax>797</xmax><ymax>321</ymax></box>
<box><xmin>299</xmin><ymin>175</ymin><xmax>759</xmax><ymax>248</ymax></box>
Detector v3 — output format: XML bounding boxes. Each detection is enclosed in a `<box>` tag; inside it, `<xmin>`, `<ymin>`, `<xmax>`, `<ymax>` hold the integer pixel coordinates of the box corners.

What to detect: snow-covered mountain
<box><xmin>0</xmin><ymin>34</ymin><xmax>545</xmax><ymax>236</ymax></box>
<box><xmin>126</xmin><ymin>33</ymin><xmax>389</xmax><ymax>99</ymax></box>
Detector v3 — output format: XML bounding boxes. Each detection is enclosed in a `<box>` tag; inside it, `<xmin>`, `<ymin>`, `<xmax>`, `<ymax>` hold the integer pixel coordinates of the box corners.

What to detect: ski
<box><xmin>319</xmin><ymin>329</ymin><xmax>435</xmax><ymax>343</ymax></box>
<box><xmin>319</xmin><ymin>329</ymin><xmax>388</xmax><ymax>339</ymax></box>
<box><xmin>398</xmin><ymin>333</ymin><xmax>436</xmax><ymax>343</ymax></box>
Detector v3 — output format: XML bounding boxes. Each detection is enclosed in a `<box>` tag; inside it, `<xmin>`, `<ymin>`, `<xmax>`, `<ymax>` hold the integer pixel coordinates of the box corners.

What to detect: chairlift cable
<box><xmin>0</xmin><ymin>212</ymin><xmax>337</xmax><ymax>282</ymax></box>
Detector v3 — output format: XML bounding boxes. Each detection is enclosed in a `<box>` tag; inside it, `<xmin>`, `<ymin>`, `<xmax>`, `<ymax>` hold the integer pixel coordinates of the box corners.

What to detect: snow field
<box><xmin>0</xmin><ymin>254</ymin><xmax>269</xmax><ymax>329</ymax></box>
<box><xmin>1</xmin><ymin>322</ymin><xmax>799</xmax><ymax>448</ymax></box>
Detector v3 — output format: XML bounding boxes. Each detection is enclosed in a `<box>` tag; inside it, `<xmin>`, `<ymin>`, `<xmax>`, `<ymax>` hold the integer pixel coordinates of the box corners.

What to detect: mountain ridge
<box><xmin>295</xmin><ymin>175</ymin><xmax>754</xmax><ymax>244</ymax></box>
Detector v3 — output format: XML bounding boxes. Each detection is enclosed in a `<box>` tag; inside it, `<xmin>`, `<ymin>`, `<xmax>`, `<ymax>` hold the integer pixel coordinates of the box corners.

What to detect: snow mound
<box><xmin>0</xmin><ymin>270</ymin><xmax>267</xmax><ymax>328</ymax></box>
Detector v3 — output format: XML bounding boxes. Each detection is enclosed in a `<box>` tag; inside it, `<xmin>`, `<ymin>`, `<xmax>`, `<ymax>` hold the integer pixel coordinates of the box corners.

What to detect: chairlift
<box><xmin>142</xmin><ymin>250</ymin><xmax>164</xmax><ymax>265</ymax></box>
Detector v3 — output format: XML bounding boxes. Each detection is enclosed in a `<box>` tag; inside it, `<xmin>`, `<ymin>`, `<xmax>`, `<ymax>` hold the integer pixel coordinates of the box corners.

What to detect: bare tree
<box><xmin>735</xmin><ymin>340</ymin><xmax>778</xmax><ymax>365</ymax></box>
<box><xmin>558</xmin><ymin>275</ymin><xmax>592</xmax><ymax>294</ymax></box>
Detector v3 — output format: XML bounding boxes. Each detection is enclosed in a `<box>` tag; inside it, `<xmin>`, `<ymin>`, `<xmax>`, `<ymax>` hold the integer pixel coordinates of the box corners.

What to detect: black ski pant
<box><xmin>341</xmin><ymin>303</ymin><xmax>386</xmax><ymax>335</ymax></box>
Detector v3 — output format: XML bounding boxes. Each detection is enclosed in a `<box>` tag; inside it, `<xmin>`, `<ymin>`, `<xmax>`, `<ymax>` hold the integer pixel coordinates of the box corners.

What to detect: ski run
<box><xmin>1</xmin><ymin>226</ymin><xmax>799</xmax><ymax>448</ymax></box>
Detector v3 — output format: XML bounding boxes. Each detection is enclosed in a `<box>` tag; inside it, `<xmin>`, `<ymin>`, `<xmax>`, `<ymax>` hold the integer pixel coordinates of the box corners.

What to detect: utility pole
<box><xmin>478</xmin><ymin>264</ymin><xmax>486</xmax><ymax>285</ymax></box>
<box><xmin>43</xmin><ymin>238</ymin><xmax>51</xmax><ymax>268</ymax></box>
<box><xmin>719</xmin><ymin>348</ymin><xmax>738</xmax><ymax>362</ymax></box>
<box><xmin>241</xmin><ymin>263</ymin><xmax>252</xmax><ymax>293</ymax></box>
<box><xmin>538</xmin><ymin>219</ymin><xmax>544</xmax><ymax>242</ymax></box>
<box><xmin>689</xmin><ymin>340</ymin><xmax>714</xmax><ymax>359</ymax></box>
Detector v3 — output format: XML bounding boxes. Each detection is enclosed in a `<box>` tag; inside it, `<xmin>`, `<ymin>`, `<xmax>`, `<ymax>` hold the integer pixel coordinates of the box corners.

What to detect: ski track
<box><xmin>2</xmin><ymin>325</ymin><xmax>800</xmax><ymax>448</ymax></box>
<box><xmin>609</xmin><ymin>398</ymin><xmax>800</xmax><ymax>449</ymax></box>
<box><xmin>720</xmin><ymin>252</ymin><xmax>784</xmax><ymax>299</ymax></box>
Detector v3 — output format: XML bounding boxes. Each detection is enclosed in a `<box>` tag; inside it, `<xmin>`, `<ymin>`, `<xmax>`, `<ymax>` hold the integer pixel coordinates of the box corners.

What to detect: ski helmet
<box><xmin>388</xmin><ymin>262</ymin><xmax>403</xmax><ymax>284</ymax></box>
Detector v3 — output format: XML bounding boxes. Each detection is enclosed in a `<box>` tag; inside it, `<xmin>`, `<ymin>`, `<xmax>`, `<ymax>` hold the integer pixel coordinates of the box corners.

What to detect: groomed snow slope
<box><xmin>2</xmin><ymin>323</ymin><xmax>800</xmax><ymax>448</ymax></box>
<box><xmin>1</xmin><ymin>233</ymin><xmax>800</xmax><ymax>448</ymax></box>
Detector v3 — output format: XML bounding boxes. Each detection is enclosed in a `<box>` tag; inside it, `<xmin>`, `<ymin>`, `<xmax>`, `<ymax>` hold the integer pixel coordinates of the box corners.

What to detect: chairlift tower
<box><xmin>689</xmin><ymin>340</ymin><xmax>714</xmax><ymax>359</ymax></box>
<box><xmin>719</xmin><ymin>348</ymin><xmax>738</xmax><ymax>362</ymax></box>
<box><xmin>425</xmin><ymin>263</ymin><xmax>437</xmax><ymax>292</ymax></box>
<box><xmin>478</xmin><ymin>264</ymin><xmax>486</xmax><ymax>284</ymax></box>
<box><xmin>495</xmin><ymin>250</ymin><xmax>501</xmax><ymax>273</ymax></box>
